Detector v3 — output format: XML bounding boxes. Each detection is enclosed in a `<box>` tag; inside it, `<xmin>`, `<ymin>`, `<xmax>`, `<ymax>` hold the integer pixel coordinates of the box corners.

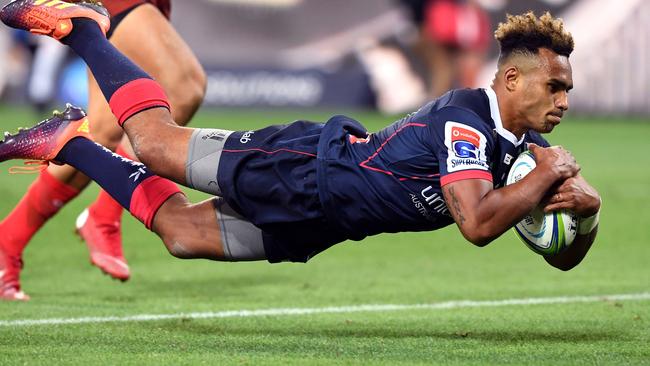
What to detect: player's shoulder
<box><xmin>419</xmin><ymin>88</ymin><xmax>493</xmax><ymax>127</ymax></box>
<box><xmin>442</xmin><ymin>88</ymin><xmax>491</xmax><ymax>114</ymax></box>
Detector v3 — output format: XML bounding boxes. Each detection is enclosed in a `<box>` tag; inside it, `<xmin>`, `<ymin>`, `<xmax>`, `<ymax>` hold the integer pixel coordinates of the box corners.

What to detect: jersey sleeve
<box><xmin>428</xmin><ymin>106</ymin><xmax>495</xmax><ymax>186</ymax></box>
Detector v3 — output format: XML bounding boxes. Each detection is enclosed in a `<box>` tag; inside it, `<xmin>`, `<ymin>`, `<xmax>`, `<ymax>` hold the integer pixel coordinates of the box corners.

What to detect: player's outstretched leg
<box><xmin>1</xmin><ymin>0</ymin><xmax>192</xmax><ymax>183</ymax></box>
<box><xmin>0</xmin><ymin>108</ymin><xmax>240</xmax><ymax>263</ymax></box>
<box><xmin>37</xmin><ymin>3</ymin><xmax>206</xmax><ymax>283</ymax></box>
<box><xmin>0</xmin><ymin>106</ymin><xmax>178</xmax><ymax>235</ymax></box>
<box><xmin>0</xmin><ymin>2</ymin><xmax>119</xmax><ymax>292</ymax></box>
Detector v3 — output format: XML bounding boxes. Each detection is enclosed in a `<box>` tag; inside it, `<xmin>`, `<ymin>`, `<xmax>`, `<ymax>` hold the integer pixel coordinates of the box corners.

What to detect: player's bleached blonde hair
<box><xmin>495</xmin><ymin>11</ymin><xmax>574</xmax><ymax>63</ymax></box>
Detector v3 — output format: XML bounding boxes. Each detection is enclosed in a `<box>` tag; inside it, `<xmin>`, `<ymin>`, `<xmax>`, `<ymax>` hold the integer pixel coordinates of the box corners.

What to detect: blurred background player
<box><xmin>26</xmin><ymin>36</ymin><xmax>68</xmax><ymax>113</ymax></box>
<box><xmin>0</xmin><ymin>0</ymin><xmax>206</xmax><ymax>301</ymax></box>
<box><xmin>399</xmin><ymin>0</ymin><xmax>491</xmax><ymax>98</ymax></box>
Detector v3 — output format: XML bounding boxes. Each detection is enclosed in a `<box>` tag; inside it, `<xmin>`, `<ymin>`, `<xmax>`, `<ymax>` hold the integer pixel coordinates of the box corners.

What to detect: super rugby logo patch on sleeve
<box><xmin>444</xmin><ymin>122</ymin><xmax>489</xmax><ymax>173</ymax></box>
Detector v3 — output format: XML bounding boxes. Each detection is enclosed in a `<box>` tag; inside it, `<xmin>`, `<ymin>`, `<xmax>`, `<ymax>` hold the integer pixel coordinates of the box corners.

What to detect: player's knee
<box><xmin>159</xmin><ymin>225</ymin><xmax>216</xmax><ymax>260</ymax></box>
<box><xmin>126</xmin><ymin>114</ymin><xmax>175</xmax><ymax>168</ymax></box>
<box><xmin>156</xmin><ymin>223</ymin><xmax>194</xmax><ymax>259</ymax></box>
<box><xmin>133</xmin><ymin>142</ymin><xmax>174</xmax><ymax>175</ymax></box>
<box><xmin>129</xmin><ymin>136</ymin><xmax>154</xmax><ymax>168</ymax></box>
<box><xmin>130</xmin><ymin>142</ymin><xmax>156</xmax><ymax>170</ymax></box>
<box><xmin>162</xmin><ymin>235</ymin><xmax>194</xmax><ymax>259</ymax></box>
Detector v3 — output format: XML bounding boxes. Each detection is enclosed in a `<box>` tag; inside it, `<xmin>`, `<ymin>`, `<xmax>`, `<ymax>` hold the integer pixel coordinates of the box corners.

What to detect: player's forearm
<box><xmin>445</xmin><ymin>169</ymin><xmax>559</xmax><ymax>246</ymax></box>
<box><xmin>474</xmin><ymin>173</ymin><xmax>555</xmax><ymax>244</ymax></box>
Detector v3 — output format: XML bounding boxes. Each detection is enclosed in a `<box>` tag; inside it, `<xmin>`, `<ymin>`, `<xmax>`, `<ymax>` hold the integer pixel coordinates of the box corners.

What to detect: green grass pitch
<box><xmin>0</xmin><ymin>104</ymin><xmax>649</xmax><ymax>365</ymax></box>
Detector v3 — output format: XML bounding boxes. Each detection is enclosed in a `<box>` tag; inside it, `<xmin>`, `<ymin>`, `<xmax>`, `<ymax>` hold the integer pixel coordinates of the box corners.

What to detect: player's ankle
<box><xmin>61</xmin><ymin>18</ymin><xmax>105</xmax><ymax>47</ymax></box>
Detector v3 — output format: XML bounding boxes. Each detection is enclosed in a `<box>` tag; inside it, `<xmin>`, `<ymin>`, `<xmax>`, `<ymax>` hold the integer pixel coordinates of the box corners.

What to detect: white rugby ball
<box><xmin>506</xmin><ymin>151</ymin><xmax>578</xmax><ymax>256</ymax></box>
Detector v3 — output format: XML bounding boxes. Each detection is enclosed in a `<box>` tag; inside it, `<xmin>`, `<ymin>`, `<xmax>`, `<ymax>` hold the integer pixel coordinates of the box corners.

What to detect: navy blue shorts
<box><xmin>216</xmin><ymin>121</ymin><xmax>348</xmax><ymax>263</ymax></box>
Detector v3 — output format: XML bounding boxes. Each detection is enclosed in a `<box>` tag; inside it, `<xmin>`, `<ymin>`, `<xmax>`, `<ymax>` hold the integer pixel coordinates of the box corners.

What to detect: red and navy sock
<box><xmin>55</xmin><ymin>138</ymin><xmax>182</xmax><ymax>229</ymax></box>
<box><xmin>87</xmin><ymin>144</ymin><xmax>134</xmax><ymax>228</ymax></box>
<box><xmin>61</xmin><ymin>19</ymin><xmax>170</xmax><ymax>126</ymax></box>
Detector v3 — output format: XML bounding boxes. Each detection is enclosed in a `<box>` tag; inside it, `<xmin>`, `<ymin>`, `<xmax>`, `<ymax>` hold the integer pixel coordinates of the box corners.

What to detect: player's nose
<box><xmin>556</xmin><ymin>91</ymin><xmax>569</xmax><ymax>111</ymax></box>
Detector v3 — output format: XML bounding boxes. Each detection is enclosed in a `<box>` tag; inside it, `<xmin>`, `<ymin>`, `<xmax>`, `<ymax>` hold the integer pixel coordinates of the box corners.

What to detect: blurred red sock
<box><xmin>0</xmin><ymin>170</ymin><xmax>79</xmax><ymax>257</ymax></box>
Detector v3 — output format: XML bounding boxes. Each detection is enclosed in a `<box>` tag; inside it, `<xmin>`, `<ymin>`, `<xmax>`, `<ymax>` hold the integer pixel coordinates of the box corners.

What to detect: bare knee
<box><xmin>124</xmin><ymin>109</ymin><xmax>179</xmax><ymax>168</ymax></box>
<box><xmin>151</xmin><ymin>196</ymin><xmax>225</xmax><ymax>260</ymax></box>
<box><xmin>152</xmin><ymin>196</ymin><xmax>198</xmax><ymax>259</ymax></box>
<box><xmin>159</xmin><ymin>223</ymin><xmax>220</xmax><ymax>260</ymax></box>
<box><xmin>161</xmin><ymin>234</ymin><xmax>195</xmax><ymax>259</ymax></box>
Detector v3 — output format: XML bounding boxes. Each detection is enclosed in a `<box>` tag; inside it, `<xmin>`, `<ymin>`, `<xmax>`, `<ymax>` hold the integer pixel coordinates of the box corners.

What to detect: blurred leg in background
<box><xmin>423</xmin><ymin>0</ymin><xmax>490</xmax><ymax>97</ymax></box>
<box><xmin>27</xmin><ymin>37</ymin><xmax>69</xmax><ymax>113</ymax></box>
<box><xmin>0</xmin><ymin>1</ymin><xmax>206</xmax><ymax>301</ymax></box>
<box><xmin>399</xmin><ymin>0</ymin><xmax>490</xmax><ymax>98</ymax></box>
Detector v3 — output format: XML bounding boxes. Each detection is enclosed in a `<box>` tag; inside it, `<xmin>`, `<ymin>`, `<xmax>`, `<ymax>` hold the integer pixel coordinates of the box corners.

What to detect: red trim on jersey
<box><xmin>109</xmin><ymin>78</ymin><xmax>170</xmax><ymax>126</ymax></box>
<box><xmin>129</xmin><ymin>176</ymin><xmax>182</xmax><ymax>230</ymax></box>
<box><xmin>359</xmin><ymin>123</ymin><xmax>427</xmax><ymax>177</ymax></box>
<box><xmin>222</xmin><ymin>148</ymin><xmax>316</xmax><ymax>158</ymax></box>
<box><xmin>440</xmin><ymin>170</ymin><xmax>493</xmax><ymax>186</ymax></box>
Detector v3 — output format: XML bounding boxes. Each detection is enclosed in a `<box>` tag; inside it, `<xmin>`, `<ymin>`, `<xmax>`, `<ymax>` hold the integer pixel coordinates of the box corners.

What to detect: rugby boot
<box><xmin>0</xmin><ymin>0</ymin><xmax>109</xmax><ymax>40</ymax></box>
<box><xmin>75</xmin><ymin>208</ymin><xmax>130</xmax><ymax>282</ymax></box>
<box><xmin>0</xmin><ymin>249</ymin><xmax>29</xmax><ymax>301</ymax></box>
<box><xmin>0</xmin><ymin>104</ymin><xmax>91</xmax><ymax>166</ymax></box>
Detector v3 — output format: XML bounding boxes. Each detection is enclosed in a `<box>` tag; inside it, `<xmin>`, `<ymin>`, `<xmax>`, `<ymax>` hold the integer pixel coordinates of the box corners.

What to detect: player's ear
<box><xmin>503</xmin><ymin>66</ymin><xmax>519</xmax><ymax>92</ymax></box>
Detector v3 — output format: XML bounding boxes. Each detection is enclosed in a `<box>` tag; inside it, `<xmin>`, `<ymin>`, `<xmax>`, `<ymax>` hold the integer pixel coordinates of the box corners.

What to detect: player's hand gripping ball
<box><xmin>506</xmin><ymin>151</ymin><xmax>578</xmax><ymax>256</ymax></box>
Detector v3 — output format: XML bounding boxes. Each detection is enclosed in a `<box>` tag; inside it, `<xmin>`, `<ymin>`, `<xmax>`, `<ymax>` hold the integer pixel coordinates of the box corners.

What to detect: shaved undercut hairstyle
<box><xmin>495</xmin><ymin>11</ymin><xmax>574</xmax><ymax>64</ymax></box>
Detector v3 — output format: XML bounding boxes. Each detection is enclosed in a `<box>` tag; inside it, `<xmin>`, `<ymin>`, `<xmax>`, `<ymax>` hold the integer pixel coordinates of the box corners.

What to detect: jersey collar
<box><xmin>484</xmin><ymin>86</ymin><xmax>526</xmax><ymax>147</ymax></box>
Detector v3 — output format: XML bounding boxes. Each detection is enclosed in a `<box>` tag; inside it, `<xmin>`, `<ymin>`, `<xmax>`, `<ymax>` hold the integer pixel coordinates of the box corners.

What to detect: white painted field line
<box><xmin>1</xmin><ymin>292</ymin><xmax>649</xmax><ymax>328</ymax></box>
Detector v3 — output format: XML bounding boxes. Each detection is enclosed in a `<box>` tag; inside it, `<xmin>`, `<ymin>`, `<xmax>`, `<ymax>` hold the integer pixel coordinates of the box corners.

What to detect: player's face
<box><xmin>517</xmin><ymin>48</ymin><xmax>573</xmax><ymax>134</ymax></box>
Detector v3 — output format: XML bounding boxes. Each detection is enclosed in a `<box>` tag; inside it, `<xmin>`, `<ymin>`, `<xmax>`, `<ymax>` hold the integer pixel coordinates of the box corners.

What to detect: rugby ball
<box><xmin>506</xmin><ymin>151</ymin><xmax>578</xmax><ymax>256</ymax></box>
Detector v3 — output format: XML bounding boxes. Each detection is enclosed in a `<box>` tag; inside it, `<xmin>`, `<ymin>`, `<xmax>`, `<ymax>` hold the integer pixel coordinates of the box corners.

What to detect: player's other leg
<box><xmin>0</xmin><ymin>0</ymin><xmax>109</xmax><ymax>299</ymax></box>
<box><xmin>49</xmin><ymin>2</ymin><xmax>205</xmax><ymax>188</ymax></box>
<box><xmin>47</xmin><ymin>3</ymin><xmax>206</xmax><ymax>280</ymax></box>
<box><xmin>0</xmin><ymin>109</ymin><xmax>265</xmax><ymax>262</ymax></box>
<box><xmin>0</xmin><ymin>1</ymin><xmax>207</xmax><ymax>291</ymax></box>
<box><xmin>0</xmin><ymin>2</ymin><xmax>263</xmax><ymax>270</ymax></box>
<box><xmin>0</xmin><ymin>1</ymin><xmax>192</xmax><ymax>182</ymax></box>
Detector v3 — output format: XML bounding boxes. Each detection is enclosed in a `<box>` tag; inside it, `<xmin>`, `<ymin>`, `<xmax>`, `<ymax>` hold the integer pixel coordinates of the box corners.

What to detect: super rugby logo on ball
<box><xmin>506</xmin><ymin>150</ymin><xmax>578</xmax><ymax>256</ymax></box>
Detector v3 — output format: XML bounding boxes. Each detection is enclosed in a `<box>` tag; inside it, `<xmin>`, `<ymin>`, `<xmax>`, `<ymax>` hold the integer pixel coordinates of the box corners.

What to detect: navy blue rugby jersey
<box><xmin>316</xmin><ymin>87</ymin><xmax>550</xmax><ymax>241</ymax></box>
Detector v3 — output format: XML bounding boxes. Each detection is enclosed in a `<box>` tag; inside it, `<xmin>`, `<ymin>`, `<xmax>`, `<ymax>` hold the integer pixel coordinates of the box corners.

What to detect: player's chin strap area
<box><xmin>578</xmin><ymin>199</ymin><xmax>601</xmax><ymax>235</ymax></box>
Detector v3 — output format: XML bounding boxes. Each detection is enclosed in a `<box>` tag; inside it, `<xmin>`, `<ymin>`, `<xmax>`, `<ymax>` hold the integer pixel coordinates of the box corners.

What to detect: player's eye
<box><xmin>549</xmin><ymin>82</ymin><xmax>571</xmax><ymax>94</ymax></box>
<box><xmin>548</xmin><ymin>83</ymin><xmax>561</xmax><ymax>93</ymax></box>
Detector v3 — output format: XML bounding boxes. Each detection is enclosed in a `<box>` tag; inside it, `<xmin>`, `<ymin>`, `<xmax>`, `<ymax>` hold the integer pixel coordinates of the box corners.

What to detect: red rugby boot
<box><xmin>0</xmin><ymin>0</ymin><xmax>109</xmax><ymax>40</ymax></box>
<box><xmin>0</xmin><ymin>249</ymin><xmax>29</xmax><ymax>301</ymax></box>
<box><xmin>0</xmin><ymin>104</ymin><xmax>91</xmax><ymax>166</ymax></box>
<box><xmin>75</xmin><ymin>208</ymin><xmax>130</xmax><ymax>281</ymax></box>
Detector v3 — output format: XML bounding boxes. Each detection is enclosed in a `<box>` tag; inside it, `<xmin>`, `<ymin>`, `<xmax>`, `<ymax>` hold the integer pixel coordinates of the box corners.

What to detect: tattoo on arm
<box><xmin>446</xmin><ymin>186</ymin><xmax>466</xmax><ymax>225</ymax></box>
